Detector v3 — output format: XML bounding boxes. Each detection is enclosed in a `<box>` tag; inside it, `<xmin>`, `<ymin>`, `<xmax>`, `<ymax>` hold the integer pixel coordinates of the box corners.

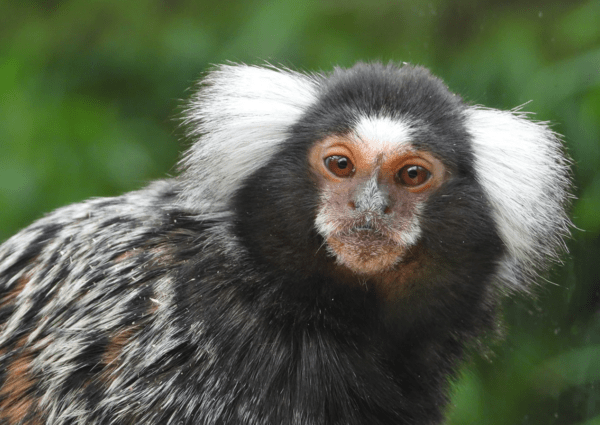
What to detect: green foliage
<box><xmin>0</xmin><ymin>0</ymin><xmax>598</xmax><ymax>423</ymax></box>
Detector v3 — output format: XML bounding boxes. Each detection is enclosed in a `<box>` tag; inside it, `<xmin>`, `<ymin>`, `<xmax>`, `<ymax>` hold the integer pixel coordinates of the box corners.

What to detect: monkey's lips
<box><xmin>326</xmin><ymin>229</ymin><xmax>405</xmax><ymax>275</ymax></box>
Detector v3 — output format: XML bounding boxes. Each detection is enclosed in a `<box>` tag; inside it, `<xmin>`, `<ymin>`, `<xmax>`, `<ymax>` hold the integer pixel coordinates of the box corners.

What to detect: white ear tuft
<box><xmin>465</xmin><ymin>106</ymin><xmax>572</xmax><ymax>292</ymax></box>
<box><xmin>180</xmin><ymin>64</ymin><xmax>321</xmax><ymax>212</ymax></box>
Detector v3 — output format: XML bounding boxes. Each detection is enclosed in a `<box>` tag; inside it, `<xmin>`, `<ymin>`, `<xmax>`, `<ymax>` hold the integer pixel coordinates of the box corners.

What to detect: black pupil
<box><xmin>337</xmin><ymin>158</ymin><xmax>348</xmax><ymax>169</ymax></box>
<box><xmin>407</xmin><ymin>166</ymin><xmax>419</xmax><ymax>179</ymax></box>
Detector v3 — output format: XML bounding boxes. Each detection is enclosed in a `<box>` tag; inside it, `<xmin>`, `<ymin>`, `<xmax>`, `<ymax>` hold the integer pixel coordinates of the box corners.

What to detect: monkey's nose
<box><xmin>352</xmin><ymin>178</ymin><xmax>390</xmax><ymax>214</ymax></box>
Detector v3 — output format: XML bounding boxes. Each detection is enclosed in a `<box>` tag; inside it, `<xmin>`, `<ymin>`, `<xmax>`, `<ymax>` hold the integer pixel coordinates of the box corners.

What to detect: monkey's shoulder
<box><xmin>0</xmin><ymin>180</ymin><xmax>232</xmax><ymax>336</ymax></box>
<box><xmin>0</xmin><ymin>181</ymin><xmax>251</xmax><ymax>421</ymax></box>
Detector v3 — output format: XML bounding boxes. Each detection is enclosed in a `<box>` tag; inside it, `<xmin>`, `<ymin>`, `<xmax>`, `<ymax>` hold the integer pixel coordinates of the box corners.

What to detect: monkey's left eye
<box><xmin>396</xmin><ymin>165</ymin><xmax>431</xmax><ymax>187</ymax></box>
<box><xmin>325</xmin><ymin>156</ymin><xmax>355</xmax><ymax>178</ymax></box>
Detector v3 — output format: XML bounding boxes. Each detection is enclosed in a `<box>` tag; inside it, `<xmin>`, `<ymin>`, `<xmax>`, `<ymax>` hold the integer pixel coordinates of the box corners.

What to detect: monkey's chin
<box><xmin>326</xmin><ymin>234</ymin><xmax>405</xmax><ymax>275</ymax></box>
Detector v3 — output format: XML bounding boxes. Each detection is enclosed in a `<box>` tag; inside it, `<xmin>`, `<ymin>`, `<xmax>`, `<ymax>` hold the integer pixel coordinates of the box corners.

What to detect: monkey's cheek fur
<box><xmin>326</xmin><ymin>233</ymin><xmax>405</xmax><ymax>275</ymax></box>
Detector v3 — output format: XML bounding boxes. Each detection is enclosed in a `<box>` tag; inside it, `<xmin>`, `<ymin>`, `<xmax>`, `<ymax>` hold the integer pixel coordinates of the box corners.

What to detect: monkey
<box><xmin>0</xmin><ymin>62</ymin><xmax>571</xmax><ymax>424</ymax></box>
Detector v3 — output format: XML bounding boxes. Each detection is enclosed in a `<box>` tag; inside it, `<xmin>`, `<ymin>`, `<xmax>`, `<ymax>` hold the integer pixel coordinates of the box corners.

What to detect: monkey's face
<box><xmin>309</xmin><ymin>117</ymin><xmax>448</xmax><ymax>276</ymax></box>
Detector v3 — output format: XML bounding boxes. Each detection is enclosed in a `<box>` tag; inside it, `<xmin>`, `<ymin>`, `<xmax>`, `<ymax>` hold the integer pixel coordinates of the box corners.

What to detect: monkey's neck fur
<box><xmin>175</xmin><ymin>175</ymin><xmax>498</xmax><ymax>424</ymax></box>
<box><xmin>177</xmin><ymin>237</ymin><xmax>481</xmax><ymax>424</ymax></box>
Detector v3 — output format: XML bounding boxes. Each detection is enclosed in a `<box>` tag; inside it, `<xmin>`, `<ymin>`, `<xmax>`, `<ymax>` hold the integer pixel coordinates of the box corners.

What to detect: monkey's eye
<box><xmin>325</xmin><ymin>156</ymin><xmax>355</xmax><ymax>178</ymax></box>
<box><xmin>397</xmin><ymin>165</ymin><xmax>431</xmax><ymax>187</ymax></box>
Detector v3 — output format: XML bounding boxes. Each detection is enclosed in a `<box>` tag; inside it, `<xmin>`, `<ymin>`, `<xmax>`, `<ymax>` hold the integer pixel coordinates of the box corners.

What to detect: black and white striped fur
<box><xmin>0</xmin><ymin>62</ymin><xmax>571</xmax><ymax>424</ymax></box>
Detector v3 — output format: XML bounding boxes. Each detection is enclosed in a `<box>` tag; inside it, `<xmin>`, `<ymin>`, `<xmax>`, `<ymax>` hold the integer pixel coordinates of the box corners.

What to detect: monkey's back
<box><xmin>0</xmin><ymin>181</ymin><xmax>213</xmax><ymax>423</ymax></box>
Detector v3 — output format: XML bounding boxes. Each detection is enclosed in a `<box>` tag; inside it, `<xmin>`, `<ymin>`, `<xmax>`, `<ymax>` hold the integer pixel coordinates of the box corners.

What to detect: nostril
<box><xmin>384</xmin><ymin>206</ymin><xmax>392</xmax><ymax>214</ymax></box>
<box><xmin>348</xmin><ymin>201</ymin><xmax>356</xmax><ymax>209</ymax></box>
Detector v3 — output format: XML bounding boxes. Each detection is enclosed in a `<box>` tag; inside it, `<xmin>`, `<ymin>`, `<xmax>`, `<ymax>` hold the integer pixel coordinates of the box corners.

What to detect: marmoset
<box><xmin>0</xmin><ymin>62</ymin><xmax>571</xmax><ymax>424</ymax></box>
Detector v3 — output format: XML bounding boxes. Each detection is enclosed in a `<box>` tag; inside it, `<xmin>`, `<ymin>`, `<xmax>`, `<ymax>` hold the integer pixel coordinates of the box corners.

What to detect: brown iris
<box><xmin>325</xmin><ymin>156</ymin><xmax>355</xmax><ymax>178</ymax></box>
<box><xmin>397</xmin><ymin>165</ymin><xmax>431</xmax><ymax>187</ymax></box>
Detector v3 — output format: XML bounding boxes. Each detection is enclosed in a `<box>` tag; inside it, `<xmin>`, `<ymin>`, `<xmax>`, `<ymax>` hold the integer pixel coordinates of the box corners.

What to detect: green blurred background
<box><xmin>1</xmin><ymin>0</ymin><xmax>599</xmax><ymax>423</ymax></box>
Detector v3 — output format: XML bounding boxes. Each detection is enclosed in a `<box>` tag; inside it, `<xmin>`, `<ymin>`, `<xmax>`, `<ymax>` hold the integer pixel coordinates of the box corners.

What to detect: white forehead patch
<box><xmin>353</xmin><ymin>116</ymin><xmax>414</xmax><ymax>152</ymax></box>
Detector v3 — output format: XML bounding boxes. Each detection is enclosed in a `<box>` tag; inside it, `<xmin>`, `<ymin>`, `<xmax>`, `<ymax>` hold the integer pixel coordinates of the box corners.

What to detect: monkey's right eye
<box><xmin>325</xmin><ymin>156</ymin><xmax>355</xmax><ymax>178</ymax></box>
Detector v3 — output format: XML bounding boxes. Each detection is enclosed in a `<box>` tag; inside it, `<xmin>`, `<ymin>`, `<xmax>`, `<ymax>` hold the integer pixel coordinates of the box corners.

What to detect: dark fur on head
<box><xmin>0</xmin><ymin>62</ymin><xmax>571</xmax><ymax>424</ymax></box>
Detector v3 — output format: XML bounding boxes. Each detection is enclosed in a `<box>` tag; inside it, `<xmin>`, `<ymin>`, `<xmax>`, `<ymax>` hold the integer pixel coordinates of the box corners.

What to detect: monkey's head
<box><xmin>181</xmin><ymin>62</ymin><xmax>571</xmax><ymax>300</ymax></box>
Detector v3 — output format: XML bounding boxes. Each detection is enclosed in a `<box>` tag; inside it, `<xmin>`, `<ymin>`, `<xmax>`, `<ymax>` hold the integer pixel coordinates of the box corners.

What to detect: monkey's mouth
<box><xmin>316</xmin><ymin>209</ymin><xmax>420</xmax><ymax>275</ymax></box>
<box><xmin>333</xmin><ymin>228</ymin><xmax>399</xmax><ymax>250</ymax></box>
<box><xmin>351</xmin><ymin>223</ymin><xmax>376</xmax><ymax>231</ymax></box>
<box><xmin>347</xmin><ymin>212</ymin><xmax>378</xmax><ymax>231</ymax></box>
<box><xmin>326</xmin><ymin>229</ymin><xmax>405</xmax><ymax>275</ymax></box>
